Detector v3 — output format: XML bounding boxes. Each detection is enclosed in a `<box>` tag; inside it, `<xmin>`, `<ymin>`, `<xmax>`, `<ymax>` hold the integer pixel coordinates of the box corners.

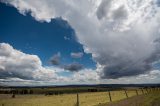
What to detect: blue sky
<box><xmin>0</xmin><ymin>0</ymin><xmax>160</xmax><ymax>85</ymax></box>
<box><xmin>0</xmin><ymin>3</ymin><xmax>96</xmax><ymax>69</ymax></box>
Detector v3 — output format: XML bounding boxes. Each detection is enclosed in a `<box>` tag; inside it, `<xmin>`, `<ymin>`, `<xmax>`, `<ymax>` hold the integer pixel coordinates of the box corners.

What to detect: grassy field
<box><xmin>98</xmin><ymin>91</ymin><xmax>160</xmax><ymax>106</ymax></box>
<box><xmin>0</xmin><ymin>89</ymin><xmax>149</xmax><ymax>106</ymax></box>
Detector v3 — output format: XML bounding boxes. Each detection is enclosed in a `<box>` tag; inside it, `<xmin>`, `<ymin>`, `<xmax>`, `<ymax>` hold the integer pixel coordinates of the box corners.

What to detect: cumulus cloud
<box><xmin>71</xmin><ymin>52</ymin><xmax>83</xmax><ymax>58</ymax></box>
<box><xmin>63</xmin><ymin>63</ymin><xmax>83</xmax><ymax>72</ymax></box>
<box><xmin>0</xmin><ymin>43</ymin><xmax>160</xmax><ymax>86</ymax></box>
<box><xmin>50</xmin><ymin>52</ymin><xmax>61</xmax><ymax>65</ymax></box>
<box><xmin>0</xmin><ymin>43</ymin><xmax>58</xmax><ymax>81</ymax></box>
<box><xmin>50</xmin><ymin>52</ymin><xmax>83</xmax><ymax>71</ymax></box>
<box><xmin>1</xmin><ymin>0</ymin><xmax>160</xmax><ymax>80</ymax></box>
<box><xmin>0</xmin><ymin>43</ymin><xmax>97</xmax><ymax>85</ymax></box>
<box><xmin>72</xmin><ymin>69</ymin><xmax>99</xmax><ymax>83</ymax></box>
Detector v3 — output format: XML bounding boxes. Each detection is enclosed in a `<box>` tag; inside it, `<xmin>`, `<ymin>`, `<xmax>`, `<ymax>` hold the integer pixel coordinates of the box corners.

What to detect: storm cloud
<box><xmin>1</xmin><ymin>0</ymin><xmax>160</xmax><ymax>79</ymax></box>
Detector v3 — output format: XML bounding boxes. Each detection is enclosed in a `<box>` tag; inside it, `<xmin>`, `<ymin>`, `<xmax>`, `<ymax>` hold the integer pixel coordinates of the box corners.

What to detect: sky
<box><xmin>0</xmin><ymin>0</ymin><xmax>160</xmax><ymax>86</ymax></box>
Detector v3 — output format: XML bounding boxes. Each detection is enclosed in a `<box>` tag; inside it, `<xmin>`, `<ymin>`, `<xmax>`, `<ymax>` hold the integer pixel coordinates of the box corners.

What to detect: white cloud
<box><xmin>71</xmin><ymin>52</ymin><xmax>83</xmax><ymax>58</ymax></box>
<box><xmin>1</xmin><ymin>0</ymin><xmax>160</xmax><ymax>80</ymax></box>
<box><xmin>0</xmin><ymin>43</ymin><xmax>98</xmax><ymax>85</ymax></box>
<box><xmin>72</xmin><ymin>69</ymin><xmax>99</xmax><ymax>84</ymax></box>
<box><xmin>0</xmin><ymin>43</ymin><xmax>160</xmax><ymax>86</ymax></box>
<box><xmin>64</xmin><ymin>36</ymin><xmax>70</xmax><ymax>40</ymax></box>
<box><xmin>0</xmin><ymin>43</ymin><xmax>58</xmax><ymax>81</ymax></box>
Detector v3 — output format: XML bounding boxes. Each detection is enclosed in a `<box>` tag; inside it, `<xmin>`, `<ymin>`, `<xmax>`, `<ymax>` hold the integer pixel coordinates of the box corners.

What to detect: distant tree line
<box><xmin>0</xmin><ymin>86</ymin><xmax>157</xmax><ymax>95</ymax></box>
<box><xmin>45</xmin><ymin>91</ymin><xmax>63</xmax><ymax>96</ymax></box>
<box><xmin>0</xmin><ymin>89</ymin><xmax>33</xmax><ymax>94</ymax></box>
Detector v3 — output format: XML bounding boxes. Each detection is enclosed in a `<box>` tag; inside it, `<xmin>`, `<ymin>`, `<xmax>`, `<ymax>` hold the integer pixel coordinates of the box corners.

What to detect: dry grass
<box><xmin>0</xmin><ymin>90</ymin><xmax>152</xmax><ymax>106</ymax></box>
<box><xmin>98</xmin><ymin>91</ymin><xmax>160</xmax><ymax>106</ymax></box>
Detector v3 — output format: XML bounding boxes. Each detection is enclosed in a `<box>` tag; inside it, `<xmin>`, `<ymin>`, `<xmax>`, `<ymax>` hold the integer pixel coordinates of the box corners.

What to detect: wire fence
<box><xmin>0</xmin><ymin>88</ymin><xmax>160</xmax><ymax>106</ymax></box>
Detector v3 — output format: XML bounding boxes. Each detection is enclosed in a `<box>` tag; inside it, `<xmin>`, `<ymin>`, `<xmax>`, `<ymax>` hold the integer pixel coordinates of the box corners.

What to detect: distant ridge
<box><xmin>1</xmin><ymin>84</ymin><xmax>160</xmax><ymax>88</ymax></box>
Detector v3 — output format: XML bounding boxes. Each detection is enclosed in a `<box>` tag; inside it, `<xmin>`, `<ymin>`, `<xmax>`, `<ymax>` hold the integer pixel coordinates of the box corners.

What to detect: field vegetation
<box><xmin>0</xmin><ymin>88</ymin><xmax>157</xmax><ymax>106</ymax></box>
<box><xmin>99</xmin><ymin>91</ymin><xmax>160</xmax><ymax>106</ymax></box>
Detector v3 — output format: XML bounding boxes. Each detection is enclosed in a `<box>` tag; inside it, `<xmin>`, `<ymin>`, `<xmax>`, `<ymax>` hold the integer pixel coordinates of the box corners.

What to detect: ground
<box><xmin>98</xmin><ymin>91</ymin><xmax>160</xmax><ymax>106</ymax></box>
<box><xmin>0</xmin><ymin>90</ymin><xmax>159</xmax><ymax>106</ymax></box>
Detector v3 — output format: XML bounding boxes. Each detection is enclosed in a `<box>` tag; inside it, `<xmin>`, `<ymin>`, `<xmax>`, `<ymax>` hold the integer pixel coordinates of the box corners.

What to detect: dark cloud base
<box><xmin>63</xmin><ymin>63</ymin><xmax>83</xmax><ymax>72</ymax></box>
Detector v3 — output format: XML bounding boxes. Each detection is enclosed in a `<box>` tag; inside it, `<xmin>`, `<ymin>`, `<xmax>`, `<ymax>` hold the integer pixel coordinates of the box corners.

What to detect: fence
<box><xmin>65</xmin><ymin>88</ymin><xmax>159</xmax><ymax>106</ymax></box>
<box><xmin>0</xmin><ymin>88</ymin><xmax>160</xmax><ymax>106</ymax></box>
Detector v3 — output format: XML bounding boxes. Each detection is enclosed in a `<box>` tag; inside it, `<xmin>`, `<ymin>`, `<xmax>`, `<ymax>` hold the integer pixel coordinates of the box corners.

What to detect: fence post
<box><xmin>77</xmin><ymin>93</ymin><xmax>79</xmax><ymax>106</ymax></box>
<box><xmin>108</xmin><ymin>91</ymin><xmax>112</xmax><ymax>102</ymax></box>
<box><xmin>141</xmin><ymin>89</ymin><xmax>144</xmax><ymax>94</ymax></box>
<box><xmin>135</xmin><ymin>90</ymin><xmax>138</xmax><ymax>96</ymax></box>
<box><xmin>145</xmin><ymin>89</ymin><xmax>148</xmax><ymax>94</ymax></box>
<box><xmin>124</xmin><ymin>90</ymin><xmax>128</xmax><ymax>98</ymax></box>
<box><xmin>156</xmin><ymin>88</ymin><xmax>159</xmax><ymax>91</ymax></box>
